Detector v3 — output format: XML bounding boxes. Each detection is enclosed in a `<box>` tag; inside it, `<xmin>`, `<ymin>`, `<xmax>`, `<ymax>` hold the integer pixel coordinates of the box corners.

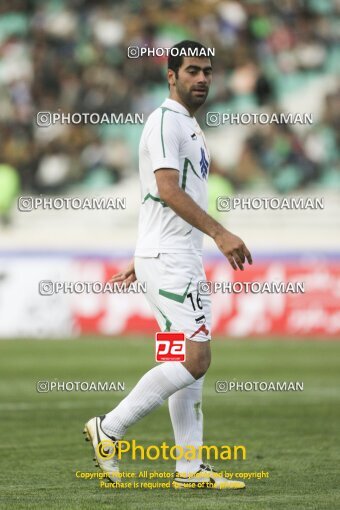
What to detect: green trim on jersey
<box><xmin>160</xmin><ymin>106</ymin><xmax>191</xmax><ymax>158</ymax></box>
<box><xmin>159</xmin><ymin>279</ymin><xmax>192</xmax><ymax>303</ymax></box>
<box><xmin>142</xmin><ymin>193</ymin><xmax>167</xmax><ymax>207</ymax></box>
<box><xmin>160</xmin><ymin>108</ymin><xmax>168</xmax><ymax>157</ymax></box>
<box><xmin>143</xmin><ymin>157</ymin><xmax>201</xmax><ymax>206</ymax></box>
<box><xmin>160</xmin><ymin>106</ymin><xmax>190</xmax><ymax>118</ymax></box>
<box><xmin>156</xmin><ymin>306</ymin><xmax>172</xmax><ymax>332</ymax></box>
<box><xmin>181</xmin><ymin>158</ymin><xmax>202</xmax><ymax>190</ymax></box>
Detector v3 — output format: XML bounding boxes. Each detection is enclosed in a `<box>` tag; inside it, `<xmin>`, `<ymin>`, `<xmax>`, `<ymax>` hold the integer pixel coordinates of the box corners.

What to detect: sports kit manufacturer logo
<box><xmin>155</xmin><ymin>332</ymin><xmax>186</xmax><ymax>362</ymax></box>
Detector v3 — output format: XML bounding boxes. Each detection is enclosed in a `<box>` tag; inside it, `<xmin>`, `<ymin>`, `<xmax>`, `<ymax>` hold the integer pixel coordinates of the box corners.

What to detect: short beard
<box><xmin>176</xmin><ymin>82</ymin><xmax>208</xmax><ymax>109</ymax></box>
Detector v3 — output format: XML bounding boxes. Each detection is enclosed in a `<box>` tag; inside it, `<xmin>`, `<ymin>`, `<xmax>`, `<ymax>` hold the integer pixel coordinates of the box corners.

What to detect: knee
<box><xmin>189</xmin><ymin>355</ymin><xmax>211</xmax><ymax>380</ymax></box>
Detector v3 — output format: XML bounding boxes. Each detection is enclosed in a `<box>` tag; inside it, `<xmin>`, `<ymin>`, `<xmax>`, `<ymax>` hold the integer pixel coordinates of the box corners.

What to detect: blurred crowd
<box><xmin>0</xmin><ymin>0</ymin><xmax>339</xmax><ymax>220</ymax></box>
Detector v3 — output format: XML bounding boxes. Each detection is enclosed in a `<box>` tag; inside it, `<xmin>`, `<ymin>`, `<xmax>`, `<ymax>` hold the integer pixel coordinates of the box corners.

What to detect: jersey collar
<box><xmin>162</xmin><ymin>98</ymin><xmax>192</xmax><ymax>117</ymax></box>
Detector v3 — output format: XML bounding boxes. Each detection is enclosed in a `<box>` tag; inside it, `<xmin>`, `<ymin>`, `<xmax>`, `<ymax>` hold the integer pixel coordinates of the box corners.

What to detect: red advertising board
<box><xmin>71</xmin><ymin>258</ymin><xmax>340</xmax><ymax>337</ymax></box>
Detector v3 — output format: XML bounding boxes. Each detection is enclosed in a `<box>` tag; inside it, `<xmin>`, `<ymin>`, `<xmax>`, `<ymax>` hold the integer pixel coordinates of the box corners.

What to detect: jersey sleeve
<box><xmin>146</xmin><ymin>109</ymin><xmax>181</xmax><ymax>172</ymax></box>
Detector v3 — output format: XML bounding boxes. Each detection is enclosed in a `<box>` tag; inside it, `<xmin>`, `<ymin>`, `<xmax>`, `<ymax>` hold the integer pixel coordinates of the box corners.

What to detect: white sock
<box><xmin>168</xmin><ymin>375</ymin><xmax>205</xmax><ymax>476</ymax></box>
<box><xmin>102</xmin><ymin>362</ymin><xmax>195</xmax><ymax>438</ymax></box>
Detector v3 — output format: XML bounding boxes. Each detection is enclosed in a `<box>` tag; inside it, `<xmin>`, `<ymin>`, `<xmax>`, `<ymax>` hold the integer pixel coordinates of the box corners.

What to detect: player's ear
<box><xmin>168</xmin><ymin>69</ymin><xmax>176</xmax><ymax>87</ymax></box>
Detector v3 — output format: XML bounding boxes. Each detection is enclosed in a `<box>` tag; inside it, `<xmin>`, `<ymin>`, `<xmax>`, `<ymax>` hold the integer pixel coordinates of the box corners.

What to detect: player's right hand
<box><xmin>110</xmin><ymin>260</ymin><xmax>137</xmax><ymax>287</ymax></box>
<box><xmin>214</xmin><ymin>230</ymin><xmax>252</xmax><ymax>271</ymax></box>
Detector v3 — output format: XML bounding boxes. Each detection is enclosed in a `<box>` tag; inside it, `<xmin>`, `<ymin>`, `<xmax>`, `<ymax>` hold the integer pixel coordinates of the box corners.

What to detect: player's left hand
<box><xmin>110</xmin><ymin>260</ymin><xmax>137</xmax><ymax>288</ymax></box>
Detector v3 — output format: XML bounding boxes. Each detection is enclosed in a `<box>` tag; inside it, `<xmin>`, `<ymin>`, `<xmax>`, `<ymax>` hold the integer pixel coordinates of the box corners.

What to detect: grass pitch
<box><xmin>0</xmin><ymin>338</ymin><xmax>339</xmax><ymax>510</ymax></box>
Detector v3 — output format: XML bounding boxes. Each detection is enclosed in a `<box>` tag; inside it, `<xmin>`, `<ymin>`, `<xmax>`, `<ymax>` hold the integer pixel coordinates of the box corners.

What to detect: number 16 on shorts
<box><xmin>155</xmin><ymin>332</ymin><xmax>186</xmax><ymax>362</ymax></box>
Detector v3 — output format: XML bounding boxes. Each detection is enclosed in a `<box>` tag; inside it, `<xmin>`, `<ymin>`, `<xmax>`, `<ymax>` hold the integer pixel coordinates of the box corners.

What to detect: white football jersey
<box><xmin>135</xmin><ymin>98</ymin><xmax>210</xmax><ymax>257</ymax></box>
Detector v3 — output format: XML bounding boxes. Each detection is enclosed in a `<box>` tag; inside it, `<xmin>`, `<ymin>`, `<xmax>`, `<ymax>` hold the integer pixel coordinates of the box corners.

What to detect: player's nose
<box><xmin>197</xmin><ymin>72</ymin><xmax>208</xmax><ymax>84</ymax></box>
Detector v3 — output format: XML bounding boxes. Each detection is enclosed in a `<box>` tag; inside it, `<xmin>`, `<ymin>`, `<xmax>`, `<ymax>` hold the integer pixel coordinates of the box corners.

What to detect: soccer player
<box><xmin>84</xmin><ymin>40</ymin><xmax>252</xmax><ymax>489</ymax></box>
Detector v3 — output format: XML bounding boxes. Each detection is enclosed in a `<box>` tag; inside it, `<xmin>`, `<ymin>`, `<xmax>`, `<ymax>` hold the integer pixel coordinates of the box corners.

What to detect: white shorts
<box><xmin>135</xmin><ymin>252</ymin><xmax>211</xmax><ymax>342</ymax></box>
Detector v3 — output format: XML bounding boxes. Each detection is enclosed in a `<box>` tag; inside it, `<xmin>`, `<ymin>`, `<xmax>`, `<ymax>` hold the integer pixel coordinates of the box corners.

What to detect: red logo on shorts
<box><xmin>155</xmin><ymin>332</ymin><xmax>186</xmax><ymax>362</ymax></box>
<box><xmin>190</xmin><ymin>324</ymin><xmax>210</xmax><ymax>339</ymax></box>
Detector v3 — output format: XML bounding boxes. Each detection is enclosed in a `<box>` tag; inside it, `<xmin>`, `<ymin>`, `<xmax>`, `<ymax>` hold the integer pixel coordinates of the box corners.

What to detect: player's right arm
<box><xmin>155</xmin><ymin>169</ymin><xmax>252</xmax><ymax>271</ymax></box>
<box><xmin>111</xmin><ymin>260</ymin><xmax>136</xmax><ymax>286</ymax></box>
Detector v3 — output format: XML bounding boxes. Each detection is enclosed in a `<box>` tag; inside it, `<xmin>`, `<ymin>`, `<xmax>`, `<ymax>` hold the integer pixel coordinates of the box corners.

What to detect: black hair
<box><xmin>167</xmin><ymin>40</ymin><xmax>212</xmax><ymax>77</ymax></box>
